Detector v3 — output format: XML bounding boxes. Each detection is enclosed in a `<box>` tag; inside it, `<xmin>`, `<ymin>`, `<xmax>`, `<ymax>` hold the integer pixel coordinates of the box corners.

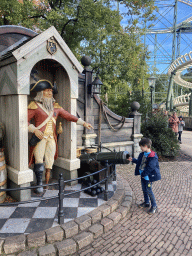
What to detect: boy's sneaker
<box><xmin>138</xmin><ymin>202</ymin><xmax>150</xmax><ymax>208</ymax></box>
<box><xmin>148</xmin><ymin>206</ymin><xmax>158</xmax><ymax>214</ymax></box>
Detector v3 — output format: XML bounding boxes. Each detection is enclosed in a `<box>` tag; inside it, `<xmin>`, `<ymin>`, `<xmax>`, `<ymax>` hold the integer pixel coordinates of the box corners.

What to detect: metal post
<box><xmin>176</xmin><ymin>29</ymin><xmax>181</xmax><ymax>58</ymax></box>
<box><xmin>154</xmin><ymin>33</ymin><xmax>157</xmax><ymax>75</ymax></box>
<box><xmin>104</xmin><ymin>160</ymin><xmax>109</xmax><ymax>201</ymax></box>
<box><xmin>117</xmin><ymin>0</ymin><xmax>119</xmax><ymax>12</ymax></box>
<box><xmin>113</xmin><ymin>164</ymin><xmax>116</xmax><ymax>181</ymax></box>
<box><xmin>167</xmin><ymin>72</ymin><xmax>175</xmax><ymax>111</ymax></box>
<box><xmin>167</xmin><ymin>0</ymin><xmax>178</xmax><ymax>111</ymax></box>
<box><xmin>58</xmin><ymin>173</ymin><xmax>64</xmax><ymax>224</ymax></box>
<box><xmin>142</xmin><ymin>18</ymin><xmax>146</xmax><ymax>98</ymax></box>
<box><xmin>153</xmin><ymin>82</ymin><xmax>155</xmax><ymax>107</ymax></box>
<box><xmin>189</xmin><ymin>89</ymin><xmax>192</xmax><ymax>116</ymax></box>
<box><xmin>170</xmin><ymin>94</ymin><xmax>173</xmax><ymax>111</ymax></box>
<box><xmin>172</xmin><ymin>0</ymin><xmax>178</xmax><ymax>63</ymax></box>
<box><xmin>150</xmin><ymin>88</ymin><xmax>153</xmax><ymax>113</ymax></box>
<box><xmin>176</xmin><ymin>84</ymin><xmax>178</xmax><ymax>97</ymax></box>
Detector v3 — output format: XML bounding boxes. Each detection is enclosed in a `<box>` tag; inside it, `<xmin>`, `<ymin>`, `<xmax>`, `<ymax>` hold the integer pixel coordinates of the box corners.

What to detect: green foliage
<box><xmin>141</xmin><ymin>113</ymin><xmax>180</xmax><ymax>157</ymax></box>
<box><xmin>78</xmin><ymin>28</ymin><xmax>149</xmax><ymax>94</ymax></box>
<box><xmin>0</xmin><ymin>0</ymin><xmax>154</xmax><ymax>51</ymax></box>
<box><xmin>0</xmin><ymin>0</ymin><xmax>155</xmax><ymax>113</ymax></box>
<box><xmin>105</xmin><ymin>90</ymin><xmax>151</xmax><ymax>120</ymax></box>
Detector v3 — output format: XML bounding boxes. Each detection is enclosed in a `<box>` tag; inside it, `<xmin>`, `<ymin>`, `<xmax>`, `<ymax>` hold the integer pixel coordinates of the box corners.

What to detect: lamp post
<box><xmin>88</xmin><ymin>75</ymin><xmax>103</xmax><ymax>98</ymax></box>
<box><xmin>81</xmin><ymin>56</ymin><xmax>103</xmax><ymax>146</ymax></box>
<box><xmin>88</xmin><ymin>71</ymin><xmax>103</xmax><ymax>151</ymax></box>
<box><xmin>148</xmin><ymin>76</ymin><xmax>156</xmax><ymax>113</ymax></box>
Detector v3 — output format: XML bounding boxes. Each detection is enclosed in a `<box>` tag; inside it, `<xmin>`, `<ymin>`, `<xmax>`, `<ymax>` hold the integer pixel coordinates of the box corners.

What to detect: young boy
<box><xmin>129</xmin><ymin>138</ymin><xmax>161</xmax><ymax>214</ymax></box>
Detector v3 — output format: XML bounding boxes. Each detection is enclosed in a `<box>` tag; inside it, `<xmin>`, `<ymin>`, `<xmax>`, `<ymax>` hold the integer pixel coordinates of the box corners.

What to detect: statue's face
<box><xmin>43</xmin><ymin>89</ymin><xmax>53</xmax><ymax>99</ymax></box>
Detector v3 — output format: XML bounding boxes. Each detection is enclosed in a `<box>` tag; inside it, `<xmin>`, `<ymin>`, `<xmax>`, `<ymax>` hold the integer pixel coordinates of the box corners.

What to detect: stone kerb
<box><xmin>1</xmin><ymin>174</ymin><xmax>133</xmax><ymax>256</ymax></box>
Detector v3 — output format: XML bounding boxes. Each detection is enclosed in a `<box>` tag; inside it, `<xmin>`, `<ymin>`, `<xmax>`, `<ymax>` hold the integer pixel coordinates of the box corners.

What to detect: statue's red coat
<box><xmin>28</xmin><ymin>101</ymin><xmax>78</xmax><ymax>167</ymax></box>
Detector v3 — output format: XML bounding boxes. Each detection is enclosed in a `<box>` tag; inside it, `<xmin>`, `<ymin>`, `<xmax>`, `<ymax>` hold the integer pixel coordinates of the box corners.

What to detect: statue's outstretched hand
<box><xmin>83</xmin><ymin>122</ymin><xmax>93</xmax><ymax>130</ymax></box>
<box><xmin>34</xmin><ymin>129</ymin><xmax>44</xmax><ymax>140</ymax></box>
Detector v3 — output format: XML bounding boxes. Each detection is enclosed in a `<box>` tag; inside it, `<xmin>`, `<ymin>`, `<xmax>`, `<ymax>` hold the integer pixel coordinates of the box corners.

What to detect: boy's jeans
<box><xmin>141</xmin><ymin>178</ymin><xmax>157</xmax><ymax>208</ymax></box>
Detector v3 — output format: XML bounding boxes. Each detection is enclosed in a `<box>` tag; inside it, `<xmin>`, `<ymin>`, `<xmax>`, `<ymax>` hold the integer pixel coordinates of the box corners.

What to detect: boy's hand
<box><xmin>128</xmin><ymin>157</ymin><xmax>132</xmax><ymax>162</ymax></box>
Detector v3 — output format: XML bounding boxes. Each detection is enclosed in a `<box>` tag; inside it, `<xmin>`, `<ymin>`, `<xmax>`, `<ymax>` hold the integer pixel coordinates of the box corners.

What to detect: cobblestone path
<box><xmin>73</xmin><ymin>159</ymin><xmax>192</xmax><ymax>256</ymax></box>
<box><xmin>180</xmin><ymin>131</ymin><xmax>192</xmax><ymax>158</ymax></box>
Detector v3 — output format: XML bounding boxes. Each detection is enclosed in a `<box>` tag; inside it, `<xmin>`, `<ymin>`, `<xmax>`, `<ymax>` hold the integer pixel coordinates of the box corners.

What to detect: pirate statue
<box><xmin>28</xmin><ymin>79</ymin><xmax>93</xmax><ymax>193</ymax></box>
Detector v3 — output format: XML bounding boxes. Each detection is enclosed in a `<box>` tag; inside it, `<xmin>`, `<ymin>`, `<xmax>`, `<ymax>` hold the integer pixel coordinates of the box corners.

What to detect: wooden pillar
<box><xmin>53</xmin><ymin>66</ymin><xmax>80</xmax><ymax>182</ymax></box>
<box><xmin>81</xmin><ymin>57</ymin><xmax>97</xmax><ymax>146</ymax></box>
<box><xmin>129</xmin><ymin>102</ymin><xmax>143</xmax><ymax>158</ymax></box>
<box><xmin>0</xmin><ymin>95</ymin><xmax>33</xmax><ymax>201</ymax></box>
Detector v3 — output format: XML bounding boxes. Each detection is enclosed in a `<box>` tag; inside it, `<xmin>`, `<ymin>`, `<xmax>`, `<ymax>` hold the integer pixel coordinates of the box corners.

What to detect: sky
<box><xmin>117</xmin><ymin>0</ymin><xmax>192</xmax><ymax>75</ymax></box>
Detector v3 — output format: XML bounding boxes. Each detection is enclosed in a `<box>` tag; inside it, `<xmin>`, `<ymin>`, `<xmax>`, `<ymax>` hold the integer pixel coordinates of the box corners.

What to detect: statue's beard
<box><xmin>34</xmin><ymin>91</ymin><xmax>55</xmax><ymax>112</ymax></box>
<box><xmin>42</xmin><ymin>97</ymin><xmax>55</xmax><ymax>112</ymax></box>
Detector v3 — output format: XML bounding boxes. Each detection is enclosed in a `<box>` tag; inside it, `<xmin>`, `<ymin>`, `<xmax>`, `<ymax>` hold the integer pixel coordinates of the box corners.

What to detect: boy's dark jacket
<box><xmin>132</xmin><ymin>151</ymin><xmax>161</xmax><ymax>182</ymax></box>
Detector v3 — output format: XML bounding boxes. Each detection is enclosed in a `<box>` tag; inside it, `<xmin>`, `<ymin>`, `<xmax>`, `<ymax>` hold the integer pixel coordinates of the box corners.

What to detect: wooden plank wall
<box><xmin>0</xmin><ymin>95</ymin><xmax>28</xmax><ymax>171</ymax></box>
<box><xmin>93</xmin><ymin>99</ymin><xmax>133</xmax><ymax>144</ymax></box>
<box><xmin>77</xmin><ymin>79</ymin><xmax>85</xmax><ymax>146</ymax></box>
<box><xmin>183</xmin><ymin>117</ymin><xmax>192</xmax><ymax>130</ymax></box>
<box><xmin>76</xmin><ymin>81</ymin><xmax>134</xmax><ymax>147</ymax></box>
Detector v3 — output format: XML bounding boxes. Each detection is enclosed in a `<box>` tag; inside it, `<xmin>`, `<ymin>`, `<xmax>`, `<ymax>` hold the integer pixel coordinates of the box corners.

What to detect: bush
<box><xmin>141</xmin><ymin>113</ymin><xmax>180</xmax><ymax>158</ymax></box>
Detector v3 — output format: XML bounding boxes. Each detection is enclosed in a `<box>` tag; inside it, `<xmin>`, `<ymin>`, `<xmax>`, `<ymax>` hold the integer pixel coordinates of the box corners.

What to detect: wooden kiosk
<box><xmin>0</xmin><ymin>25</ymin><xmax>143</xmax><ymax>201</ymax></box>
<box><xmin>0</xmin><ymin>26</ymin><xmax>83</xmax><ymax>201</ymax></box>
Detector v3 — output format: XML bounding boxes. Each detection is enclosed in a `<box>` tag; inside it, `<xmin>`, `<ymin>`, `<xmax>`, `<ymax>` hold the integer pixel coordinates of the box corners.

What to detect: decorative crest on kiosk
<box><xmin>47</xmin><ymin>37</ymin><xmax>57</xmax><ymax>55</ymax></box>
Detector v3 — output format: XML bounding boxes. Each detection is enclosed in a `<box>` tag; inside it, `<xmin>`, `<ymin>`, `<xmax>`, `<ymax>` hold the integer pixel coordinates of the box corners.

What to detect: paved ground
<box><xmin>73</xmin><ymin>131</ymin><xmax>192</xmax><ymax>256</ymax></box>
<box><xmin>180</xmin><ymin>130</ymin><xmax>192</xmax><ymax>158</ymax></box>
<box><xmin>0</xmin><ymin>183</ymin><xmax>116</xmax><ymax>238</ymax></box>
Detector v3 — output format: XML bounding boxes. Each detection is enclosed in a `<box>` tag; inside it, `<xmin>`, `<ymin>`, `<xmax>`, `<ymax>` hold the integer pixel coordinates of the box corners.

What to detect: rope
<box><xmin>100</xmin><ymin>101</ymin><xmax>126</xmax><ymax>132</ymax></box>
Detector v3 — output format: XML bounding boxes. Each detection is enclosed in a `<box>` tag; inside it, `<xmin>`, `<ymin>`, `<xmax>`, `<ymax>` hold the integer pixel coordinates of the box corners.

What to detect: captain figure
<box><xmin>28</xmin><ymin>79</ymin><xmax>93</xmax><ymax>193</ymax></box>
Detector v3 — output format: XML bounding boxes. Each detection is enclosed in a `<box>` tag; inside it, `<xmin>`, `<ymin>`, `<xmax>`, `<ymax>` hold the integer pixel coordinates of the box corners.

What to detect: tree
<box><xmin>0</xmin><ymin>0</ymin><xmax>154</xmax><ymax>51</ymax></box>
<box><xmin>0</xmin><ymin>0</ymin><xmax>155</xmax><ymax>118</ymax></box>
<box><xmin>105</xmin><ymin>90</ymin><xmax>151</xmax><ymax>120</ymax></box>
<box><xmin>141</xmin><ymin>113</ymin><xmax>180</xmax><ymax>158</ymax></box>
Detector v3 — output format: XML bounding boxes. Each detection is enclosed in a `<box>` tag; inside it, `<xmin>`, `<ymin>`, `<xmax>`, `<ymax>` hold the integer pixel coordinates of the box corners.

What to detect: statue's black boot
<box><xmin>34</xmin><ymin>163</ymin><xmax>44</xmax><ymax>194</ymax></box>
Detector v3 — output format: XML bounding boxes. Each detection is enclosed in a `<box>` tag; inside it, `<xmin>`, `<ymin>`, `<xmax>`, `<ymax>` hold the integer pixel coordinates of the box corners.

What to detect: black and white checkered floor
<box><xmin>0</xmin><ymin>182</ymin><xmax>116</xmax><ymax>238</ymax></box>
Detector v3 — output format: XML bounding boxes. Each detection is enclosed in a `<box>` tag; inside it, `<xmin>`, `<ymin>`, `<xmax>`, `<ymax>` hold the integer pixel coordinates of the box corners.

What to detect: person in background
<box><xmin>168</xmin><ymin>112</ymin><xmax>180</xmax><ymax>136</ymax></box>
<box><xmin>178</xmin><ymin>116</ymin><xmax>185</xmax><ymax>144</ymax></box>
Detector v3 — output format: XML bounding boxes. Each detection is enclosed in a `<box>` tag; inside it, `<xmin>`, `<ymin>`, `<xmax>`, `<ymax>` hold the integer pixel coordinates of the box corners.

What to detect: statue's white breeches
<box><xmin>33</xmin><ymin>137</ymin><xmax>56</xmax><ymax>169</ymax></box>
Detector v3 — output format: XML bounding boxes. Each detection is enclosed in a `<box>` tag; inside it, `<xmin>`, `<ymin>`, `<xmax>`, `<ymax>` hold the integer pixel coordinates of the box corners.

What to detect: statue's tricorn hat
<box><xmin>30</xmin><ymin>80</ymin><xmax>58</xmax><ymax>94</ymax></box>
